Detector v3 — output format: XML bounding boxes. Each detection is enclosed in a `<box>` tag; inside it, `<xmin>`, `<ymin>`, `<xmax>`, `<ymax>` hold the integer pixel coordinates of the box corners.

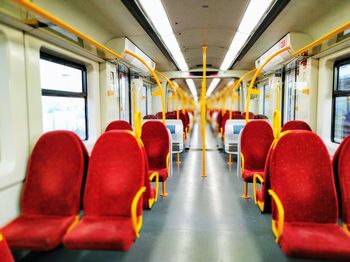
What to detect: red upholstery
<box><xmin>105</xmin><ymin>120</ymin><xmax>132</xmax><ymax>132</ymax></box>
<box><xmin>63</xmin><ymin>131</ymin><xmax>145</xmax><ymax>251</ymax></box>
<box><xmin>155</xmin><ymin>111</ymin><xmax>163</xmax><ymax>119</ymax></box>
<box><xmin>255</xmin><ymin>147</ymin><xmax>273</xmax><ymax>213</ymax></box>
<box><xmin>232</xmin><ymin>114</ymin><xmax>244</xmax><ymax>119</ymax></box>
<box><xmin>2</xmin><ymin>131</ymin><xmax>86</xmax><ymax>251</ymax></box>
<box><xmin>240</xmin><ymin>121</ymin><xmax>274</xmax><ymax>182</ymax></box>
<box><xmin>165</xmin><ymin>111</ymin><xmax>177</xmax><ymax>120</ymax></box>
<box><xmin>148</xmin><ymin>168</ymin><xmax>167</xmax><ymax>182</ymax></box>
<box><xmin>179</xmin><ymin>112</ymin><xmax>189</xmax><ymax>133</ymax></box>
<box><xmin>141</xmin><ymin>147</ymin><xmax>157</xmax><ymax>209</ymax></box>
<box><xmin>216</xmin><ymin>112</ymin><xmax>223</xmax><ymax>132</ymax></box>
<box><xmin>281</xmin><ymin>223</ymin><xmax>350</xmax><ymax>260</ymax></box>
<box><xmin>143</xmin><ymin>114</ymin><xmax>157</xmax><ymax>119</ymax></box>
<box><xmin>0</xmin><ymin>233</ymin><xmax>13</xmax><ymax>262</ymax></box>
<box><xmin>333</xmin><ymin>135</ymin><xmax>350</xmax><ymax>225</ymax></box>
<box><xmin>141</xmin><ymin>121</ymin><xmax>170</xmax><ymax>181</ymax></box>
<box><xmin>281</xmin><ymin>120</ymin><xmax>312</xmax><ymax>132</ymax></box>
<box><xmin>242</xmin><ymin>112</ymin><xmax>255</xmax><ymax>119</ymax></box>
<box><xmin>269</xmin><ymin>131</ymin><xmax>350</xmax><ymax>259</ymax></box>
<box><xmin>253</xmin><ymin>114</ymin><xmax>268</xmax><ymax>119</ymax></box>
<box><xmin>220</xmin><ymin>112</ymin><xmax>230</xmax><ymax>137</ymax></box>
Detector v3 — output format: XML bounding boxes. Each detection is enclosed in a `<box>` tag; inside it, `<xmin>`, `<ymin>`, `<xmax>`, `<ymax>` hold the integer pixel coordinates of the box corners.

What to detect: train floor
<box><xmin>19</xmin><ymin>122</ymin><xmax>316</xmax><ymax>262</ymax></box>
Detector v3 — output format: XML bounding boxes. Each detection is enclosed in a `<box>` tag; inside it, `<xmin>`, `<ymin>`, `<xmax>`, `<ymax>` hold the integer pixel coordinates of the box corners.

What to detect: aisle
<box><xmin>27</xmin><ymin>121</ymin><xmax>309</xmax><ymax>262</ymax></box>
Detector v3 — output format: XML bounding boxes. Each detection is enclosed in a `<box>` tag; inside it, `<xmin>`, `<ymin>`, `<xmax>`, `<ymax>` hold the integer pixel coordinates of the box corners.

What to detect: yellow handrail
<box><xmin>13</xmin><ymin>0</ymin><xmax>123</xmax><ymax>60</ymax></box>
<box><xmin>245</xmin><ymin>46</ymin><xmax>290</xmax><ymax>123</ymax></box>
<box><xmin>155</xmin><ymin>70</ymin><xmax>180</xmax><ymax>119</ymax></box>
<box><xmin>229</xmin><ymin>69</ymin><xmax>256</xmax><ymax>119</ymax></box>
<box><xmin>292</xmin><ymin>20</ymin><xmax>350</xmax><ymax>57</ymax></box>
<box><xmin>131</xmin><ymin>186</ymin><xmax>146</xmax><ymax>238</ymax></box>
<box><xmin>268</xmin><ymin>189</ymin><xmax>284</xmax><ymax>243</ymax></box>
<box><xmin>124</xmin><ymin>50</ymin><xmax>166</xmax><ymax>123</ymax></box>
<box><xmin>201</xmin><ymin>46</ymin><xmax>207</xmax><ymax>177</ymax></box>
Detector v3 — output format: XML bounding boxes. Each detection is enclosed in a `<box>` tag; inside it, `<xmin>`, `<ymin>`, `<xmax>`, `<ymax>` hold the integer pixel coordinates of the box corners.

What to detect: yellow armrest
<box><xmin>240</xmin><ymin>152</ymin><xmax>245</xmax><ymax>176</ymax></box>
<box><xmin>131</xmin><ymin>186</ymin><xmax>146</xmax><ymax>238</ymax></box>
<box><xmin>149</xmin><ymin>171</ymin><xmax>159</xmax><ymax>202</ymax></box>
<box><xmin>166</xmin><ymin>152</ymin><xmax>171</xmax><ymax>174</ymax></box>
<box><xmin>268</xmin><ymin>189</ymin><xmax>284</xmax><ymax>243</ymax></box>
<box><xmin>342</xmin><ymin>223</ymin><xmax>350</xmax><ymax>235</ymax></box>
<box><xmin>253</xmin><ymin>174</ymin><xmax>264</xmax><ymax>205</ymax></box>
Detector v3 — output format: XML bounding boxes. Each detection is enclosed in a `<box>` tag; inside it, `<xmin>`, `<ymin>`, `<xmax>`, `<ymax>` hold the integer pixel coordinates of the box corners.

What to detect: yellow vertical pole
<box><xmin>201</xmin><ymin>46</ymin><xmax>207</xmax><ymax>177</ymax></box>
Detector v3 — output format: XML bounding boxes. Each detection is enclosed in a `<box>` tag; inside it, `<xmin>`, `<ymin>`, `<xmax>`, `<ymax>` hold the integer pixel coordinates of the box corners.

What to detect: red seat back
<box><xmin>270</xmin><ymin>131</ymin><xmax>337</xmax><ymax>223</ymax></box>
<box><xmin>141</xmin><ymin>121</ymin><xmax>170</xmax><ymax>170</ymax></box>
<box><xmin>84</xmin><ymin>131</ymin><xmax>144</xmax><ymax>217</ymax></box>
<box><xmin>221</xmin><ymin>112</ymin><xmax>230</xmax><ymax>135</ymax></box>
<box><xmin>22</xmin><ymin>131</ymin><xmax>86</xmax><ymax>216</ymax></box>
<box><xmin>242</xmin><ymin>112</ymin><xmax>255</xmax><ymax>119</ymax></box>
<box><xmin>253</xmin><ymin>114</ymin><xmax>268</xmax><ymax>119</ymax></box>
<box><xmin>0</xmin><ymin>233</ymin><xmax>13</xmax><ymax>262</ymax></box>
<box><xmin>143</xmin><ymin>114</ymin><xmax>157</xmax><ymax>119</ymax></box>
<box><xmin>241</xmin><ymin>121</ymin><xmax>274</xmax><ymax>171</ymax></box>
<box><xmin>333</xmin><ymin>135</ymin><xmax>350</xmax><ymax>223</ymax></box>
<box><xmin>155</xmin><ymin>112</ymin><xmax>163</xmax><ymax>119</ymax></box>
<box><xmin>179</xmin><ymin>112</ymin><xmax>189</xmax><ymax>132</ymax></box>
<box><xmin>281</xmin><ymin>120</ymin><xmax>312</xmax><ymax>132</ymax></box>
<box><xmin>165</xmin><ymin>111</ymin><xmax>177</xmax><ymax>119</ymax></box>
<box><xmin>105</xmin><ymin>120</ymin><xmax>132</xmax><ymax>132</ymax></box>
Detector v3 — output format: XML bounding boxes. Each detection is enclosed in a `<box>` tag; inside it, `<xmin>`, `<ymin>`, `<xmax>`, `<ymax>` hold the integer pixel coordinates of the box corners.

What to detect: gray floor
<box><xmin>21</xmin><ymin>122</ymin><xmax>330</xmax><ymax>262</ymax></box>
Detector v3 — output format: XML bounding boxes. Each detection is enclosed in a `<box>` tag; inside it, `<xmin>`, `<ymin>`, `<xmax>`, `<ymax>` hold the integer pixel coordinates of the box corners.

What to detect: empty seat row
<box><xmin>240</xmin><ymin>119</ymin><xmax>350</xmax><ymax>259</ymax></box>
<box><xmin>2</xmin><ymin>120</ymin><xmax>171</xmax><ymax>252</ymax></box>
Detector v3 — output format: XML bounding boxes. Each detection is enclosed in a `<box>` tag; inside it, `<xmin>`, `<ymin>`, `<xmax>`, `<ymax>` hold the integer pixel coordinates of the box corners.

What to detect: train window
<box><xmin>332</xmin><ymin>60</ymin><xmax>350</xmax><ymax>143</ymax></box>
<box><xmin>40</xmin><ymin>53</ymin><xmax>88</xmax><ymax>140</ymax></box>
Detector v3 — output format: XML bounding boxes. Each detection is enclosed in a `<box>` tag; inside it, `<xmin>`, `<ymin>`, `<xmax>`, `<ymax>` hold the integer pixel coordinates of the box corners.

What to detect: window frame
<box><xmin>40</xmin><ymin>52</ymin><xmax>89</xmax><ymax>140</ymax></box>
<box><xmin>331</xmin><ymin>58</ymin><xmax>350</xmax><ymax>143</ymax></box>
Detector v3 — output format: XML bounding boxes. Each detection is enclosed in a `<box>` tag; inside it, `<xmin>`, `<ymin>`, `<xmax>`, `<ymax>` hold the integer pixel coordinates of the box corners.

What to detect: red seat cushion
<box><xmin>105</xmin><ymin>120</ymin><xmax>132</xmax><ymax>132</ymax></box>
<box><xmin>63</xmin><ymin>217</ymin><xmax>134</xmax><ymax>251</ymax></box>
<box><xmin>3</xmin><ymin>215</ymin><xmax>75</xmax><ymax>251</ymax></box>
<box><xmin>242</xmin><ymin>169</ymin><xmax>263</xmax><ymax>183</ymax></box>
<box><xmin>281</xmin><ymin>222</ymin><xmax>350</xmax><ymax>260</ymax></box>
<box><xmin>149</xmin><ymin>169</ymin><xmax>167</xmax><ymax>182</ymax></box>
<box><xmin>0</xmin><ymin>234</ymin><xmax>14</xmax><ymax>262</ymax></box>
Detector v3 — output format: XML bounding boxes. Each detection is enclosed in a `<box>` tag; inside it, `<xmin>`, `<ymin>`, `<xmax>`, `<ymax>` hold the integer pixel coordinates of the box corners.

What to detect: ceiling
<box><xmin>163</xmin><ymin>0</ymin><xmax>248</xmax><ymax>70</ymax></box>
<box><xmin>67</xmin><ymin>0</ymin><xmax>176</xmax><ymax>71</ymax></box>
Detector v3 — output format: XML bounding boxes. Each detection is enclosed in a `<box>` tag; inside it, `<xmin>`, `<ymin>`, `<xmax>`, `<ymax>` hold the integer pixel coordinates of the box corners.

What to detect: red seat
<box><xmin>2</xmin><ymin>131</ymin><xmax>87</xmax><ymax>251</ymax></box>
<box><xmin>63</xmin><ymin>131</ymin><xmax>146</xmax><ymax>251</ymax></box>
<box><xmin>253</xmin><ymin>114</ymin><xmax>268</xmax><ymax>119</ymax></box>
<box><xmin>165</xmin><ymin>111</ymin><xmax>177</xmax><ymax>120</ymax></box>
<box><xmin>333</xmin><ymin>135</ymin><xmax>350</xmax><ymax>230</ymax></box>
<box><xmin>269</xmin><ymin>131</ymin><xmax>350</xmax><ymax>260</ymax></box>
<box><xmin>240</xmin><ymin>121</ymin><xmax>274</xmax><ymax>198</ymax></box>
<box><xmin>143</xmin><ymin>114</ymin><xmax>157</xmax><ymax>119</ymax></box>
<box><xmin>281</xmin><ymin>120</ymin><xmax>312</xmax><ymax>132</ymax></box>
<box><xmin>242</xmin><ymin>111</ymin><xmax>255</xmax><ymax>119</ymax></box>
<box><xmin>0</xmin><ymin>232</ymin><xmax>14</xmax><ymax>262</ymax></box>
<box><xmin>105</xmin><ymin>120</ymin><xmax>132</xmax><ymax>132</ymax></box>
<box><xmin>220</xmin><ymin>112</ymin><xmax>230</xmax><ymax>139</ymax></box>
<box><xmin>141</xmin><ymin>121</ymin><xmax>171</xmax><ymax>197</ymax></box>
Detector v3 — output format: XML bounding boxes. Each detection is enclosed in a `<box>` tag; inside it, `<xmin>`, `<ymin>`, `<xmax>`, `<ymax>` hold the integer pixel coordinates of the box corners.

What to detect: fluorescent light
<box><xmin>206</xmin><ymin>78</ymin><xmax>220</xmax><ymax>97</ymax></box>
<box><xmin>220</xmin><ymin>0</ymin><xmax>273</xmax><ymax>71</ymax></box>
<box><xmin>138</xmin><ymin>0</ymin><xmax>189</xmax><ymax>71</ymax></box>
<box><xmin>185</xmin><ymin>79</ymin><xmax>198</xmax><ymax>99</ymax></box>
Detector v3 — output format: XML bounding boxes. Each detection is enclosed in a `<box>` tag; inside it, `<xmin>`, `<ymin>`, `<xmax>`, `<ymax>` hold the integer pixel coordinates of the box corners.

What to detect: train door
<box><xmin>118</xmin><ymin>64</ymin><xmax>130</xmax><ymax>123</ymax></box>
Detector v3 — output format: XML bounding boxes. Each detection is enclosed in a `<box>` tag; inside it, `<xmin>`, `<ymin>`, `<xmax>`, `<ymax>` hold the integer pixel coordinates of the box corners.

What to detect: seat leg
<box><xmin>241</xmin><ymin>182</ymin><xmax>250</xmax><ymax>199</ymax></box>
<box><xmin>227</xmin><ymin>153</ymin><xmax>232</xmax><ymax>165</ymax></box>
<box><xmin>176</xmin><ymin>153</ymin><xmax>181</xmax><ymax>164</ymax></box>
<box><xmin>160</xmin><ymin>181</ymin><xmax>169</xmax><ymax>197</ymax></box>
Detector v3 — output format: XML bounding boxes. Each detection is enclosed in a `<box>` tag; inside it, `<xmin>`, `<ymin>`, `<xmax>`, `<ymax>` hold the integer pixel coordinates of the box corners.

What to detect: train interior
<box><xmin>1</xmin><ymin>0</ymin><xmax>350</xmax><ymax>261</ymax></box>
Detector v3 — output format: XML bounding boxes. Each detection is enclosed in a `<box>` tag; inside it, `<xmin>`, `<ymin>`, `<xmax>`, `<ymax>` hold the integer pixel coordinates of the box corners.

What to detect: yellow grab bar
<box><xmin>245</xmin><ymin>46</ymin><xmax>290</xmax><ymax>123</ymax></box>
<box><xmin>268</xmin><ymin>189</ymin><xmax>284</xmax><ymax>243</ymax></box>
<box><xmin>13</xmin><ymin>0</ymin><xmax>123</xmax><ymax>60</ymax></box>
<box><xmin>124</xmin><ymin>50</ymin><xmax>166</xmax><ymax>123</ymax></box>
<box><xmin>131</xmin><ymin>186</ymin><xmax>146</xmax><ymax>238</ymax></box>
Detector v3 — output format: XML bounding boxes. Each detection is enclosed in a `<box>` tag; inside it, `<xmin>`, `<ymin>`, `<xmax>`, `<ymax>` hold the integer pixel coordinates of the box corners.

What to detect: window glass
<box><xmin>333</xmin><ymin>60</ymin><xmax>350</xmax><ymax>143</ymax></box>
<box><xmin>40</xmin><ymin>59</ymin><xmax>83</xmax><ymax>92</ymax></box>
<box><xmin>40</xmin><ymin>53</ymin><xmax>87</xmax><ymax>140</ymax></box>
<box><xmin>333</xmin><ymin>97</ymin><xmax>350</xmax><ymax>143</ymax></box>
<box><xmin>338</xmin><ymin>64</ymin><xmax>350</xmax><ymax>91</ymax></box>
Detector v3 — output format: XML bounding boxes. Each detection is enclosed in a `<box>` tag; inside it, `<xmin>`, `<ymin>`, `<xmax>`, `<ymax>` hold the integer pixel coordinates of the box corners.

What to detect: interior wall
<box><xmin>0</xmin><ymin>24</ymin><xmax>29</xmax><ymax>226</ymax></box>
